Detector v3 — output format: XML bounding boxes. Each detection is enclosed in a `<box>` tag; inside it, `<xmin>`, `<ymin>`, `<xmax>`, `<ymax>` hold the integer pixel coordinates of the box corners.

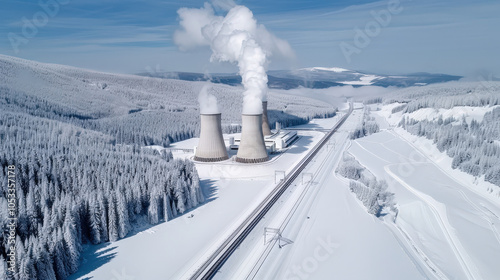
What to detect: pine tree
<box><xmin>107</xmin><ymin>192</ymin><xmax>119</xmax><ymax>242</ymax></box>
<box><xmin>98</xmin><ymin>189</ymin><xmax>109</xmax><ymax>242</ymax></box>
<box><xmin>88</xmin><ymin>194</ymin><xmax>102</xmax><ymax>244</ymax></box>
<box><xmin>63</xmin><ymin>206</ymin><xmax>80</xmax><ymax>274</ymax></box>
<box><xmin>116</xmin><ymin>188</ymin><xmax>130</xmax><ymax>239</ymax></box>
<box><xmin>53</xmin><ymin>229</ymin><xmax>69</xmax><ymax>280</ymax></box>
<box><xmin>175</xmin><ymin>180</ymin><xmax>187</xmax><ymax>214</ymax></box>
<box><xmin>148</xmin><ymin>191</ymin><xmax>159</xmax><ymax>225</ymax></box>
<box><xmin>34</xmin><ymin>239</ymin><xmax>57</xmax><ymax>280</ymax></box>
<box><xmin>0</xmin><ymin>255</ymin><xmax>7</xmax><ymax>279</ymax></box>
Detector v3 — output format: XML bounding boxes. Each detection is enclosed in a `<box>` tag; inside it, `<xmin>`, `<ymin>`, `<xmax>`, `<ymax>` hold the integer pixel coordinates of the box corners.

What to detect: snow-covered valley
<box><xmin>1</xmin><ymin>54</ymin><xmax>500</xmax><ymax>280</ymax></box>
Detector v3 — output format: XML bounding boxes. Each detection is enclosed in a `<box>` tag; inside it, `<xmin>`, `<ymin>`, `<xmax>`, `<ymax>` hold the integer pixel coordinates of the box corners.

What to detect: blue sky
<box><xmin>1</xmin><ymin>0</ymin><xmax>499</xmax><ymax>76</ymax></box>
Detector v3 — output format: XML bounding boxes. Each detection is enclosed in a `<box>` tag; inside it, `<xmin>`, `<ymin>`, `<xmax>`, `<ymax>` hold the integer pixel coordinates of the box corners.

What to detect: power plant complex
<box><xmin>194</xmin><ymin>101</ymin><xmax>297</xmax><ymax>164</ymax></box>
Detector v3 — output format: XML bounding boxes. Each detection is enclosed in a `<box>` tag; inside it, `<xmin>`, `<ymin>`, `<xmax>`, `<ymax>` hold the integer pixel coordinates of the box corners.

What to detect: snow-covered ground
<box><xmin>73</xmin><ymin>112</ymin><xmax>345</xmax><ymax>280</ymax></box>
<box><xmin>72</xmin><ymin>83</ymin><xmax>500</xmax><ymax>280</ymax></box>
<box><xmin>210</xmin><ymin>100</ymin><xmax>500</xmax><ymax>280</ymax></box>
<box><xmin>406</xmin><ymin>106</ymin><xmax>499</xmax><ymax>124</ymax></box>
<box><xmin>348</xmin><ymin>129</ymin><xmax>500</xmax><ymax>280</ymax></box>
<box><xmin>302</xmin><ymin>67</ymin><xmax>349</xmax><ymax>73</ymax></box>
<box><xmin>340</xmin><ymin>74</ymin><xmax>382</xmax><ymax>86</ymax></box>
<box><xmin>215</xmin><ymin>108</ymin><xmax>431</xmax><ymax>280</ymax></box>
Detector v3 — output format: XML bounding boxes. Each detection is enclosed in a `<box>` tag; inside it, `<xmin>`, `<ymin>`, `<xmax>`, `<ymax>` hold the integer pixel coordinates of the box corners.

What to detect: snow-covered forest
<box><xmin>0</xmin><ymin>55</ymin><xmax>336</xmax><ymax>147</ymax></box>
<box><xmin>350</xmin><ymin>107</ymin><xmax>380</xmax><ymax>139</ymax></box>
<box><xmin>400</xmin><ymin>108</ymin><xmax>500</xmax><ymax>188</ymax></box>
<box><xmin>0</xmin><ymin>111</ymin><xmax>203</xmax><ymax>279</ymax></box>
<box><xmin>336</xmin><ymin>153</ymin><xmax>396</xmax><ymax>216</ymax></box>
<box><xmin>382</xmin><ymin>81</ymin><xmax>500</xmax><ymax>188</ymax></box>
<box><xmin>383</xmin><ymin>81</ymin><xmax>500</xmax><ymax>113</ymax></box>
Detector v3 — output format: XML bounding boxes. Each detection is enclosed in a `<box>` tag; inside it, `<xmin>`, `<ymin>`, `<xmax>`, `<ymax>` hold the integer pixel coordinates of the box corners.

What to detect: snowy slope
<box><xmin>0</xmin><ymin>54</ymin><xmax>335</xmax><ymax>131</ymax></box>
<box><xmin>348</xmin><ymin>130</ymin><xmax>500</xmax><ymax>280</ymax></box>
<box><xmin>72</xmin><ymin>119</ymin><xmax>336</xmax><ymax>280</ymax></box>
<box><xmin>217</xmin><ymin>108</ymin><xmax>430</xmax><ymax>280</ymax></box>
<box><xmin>140</xmin><ymin>67</ymin><xmax>461</xmax><ymax>89</ymax></box>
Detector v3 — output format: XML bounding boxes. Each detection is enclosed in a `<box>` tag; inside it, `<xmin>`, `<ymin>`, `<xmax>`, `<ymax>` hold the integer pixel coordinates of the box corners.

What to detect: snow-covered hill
<box><xmin>0</xmin><ymin>54</ymin><xmax>336</xmax><ymax>146</ymax></box>
<box><xmin>139</xmin><ymin>66</ymin><xmax>462</xmax><ymax>89</ymax></box>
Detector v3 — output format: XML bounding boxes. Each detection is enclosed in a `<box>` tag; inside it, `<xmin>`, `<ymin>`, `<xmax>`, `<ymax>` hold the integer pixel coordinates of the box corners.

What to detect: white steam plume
<box><xmin>174</xmin><ymin>3</ymin><xmax>293</xmax><ymax>114</ymax></box>
<box><xmin>198</xmin><ymin>84</ymin><xmax>220</xmax><ymax>114</ymax></box>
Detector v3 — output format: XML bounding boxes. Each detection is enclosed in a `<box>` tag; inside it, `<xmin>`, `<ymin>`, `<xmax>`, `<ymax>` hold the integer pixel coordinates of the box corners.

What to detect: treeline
<box><xmin>400</xmin><ymin>107</ymin><xmax>500</xmax><ymax>187</ymax></box>
<box><xmin>336</xmin><ymin>153</ymin><xmax>396</xmax><ymax>216</ymax></box>
<box><xmin>363</xmin><ymin>97</ymin><xmax>383</xmax><ymax>105</ymax></box>
<box><xmin>350</xmin><ymin>107</ymin><xmax>380</xmax><ymax>139</ymax></box>
<box><xmin>0</xmin><ymin>112</ymin><xmax>203</xmax><ymax>279</ymax></box>
<box><xmin>0</xmin><ymin>84</ymin><xmax>336</xmax><ymax>149</ymax></box>
<box><xmin>383</xmin><ymin>82</ymin><xmax>500</xmax><ymax>114</ymax></box>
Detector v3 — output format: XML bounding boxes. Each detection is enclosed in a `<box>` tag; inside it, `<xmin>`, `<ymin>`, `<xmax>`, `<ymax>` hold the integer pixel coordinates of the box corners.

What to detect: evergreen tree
<box><xmin>63</xmin><ymin>206</ymin><xmax>80</xmax><ymax>274</ymax></box>
<box><xmin>107</xmin><ymin>193</ymin><xmax>119</xmax><ymax>242</ymax></box>
<box><xmin>116</xmin><ymin>188</ymin><xmax>130</xmax><ymax>239</ymax></box>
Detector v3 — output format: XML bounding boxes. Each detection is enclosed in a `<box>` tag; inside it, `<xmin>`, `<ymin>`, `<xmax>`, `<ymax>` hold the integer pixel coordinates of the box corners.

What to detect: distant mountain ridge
<box><xmin>137</xmin><ymin>67</ymin><xmax>462</xmax><ymax>90</ymax></box>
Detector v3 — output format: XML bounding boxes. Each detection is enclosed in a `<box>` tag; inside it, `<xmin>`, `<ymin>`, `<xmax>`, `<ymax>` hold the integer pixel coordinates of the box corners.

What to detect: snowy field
<box><xmin>348</xmin><ymin>129</ymin><xmax>500</xmax><ymax>280</ymax></box>
<box><xmin>72</xmin><ymin>112</ymin><xmax>345</xmax><ymax>280</ymax></box>
<box><xmin>207</xmin><ymin>99</ymin><xmax>500</xmax><ymax>280</ymax></box>
<box><xmin>215</xmin><ymin>107</ymin><xmax>432</xmax><ymax>280</ymax></box>
<box><xmin>70</xmin><ymin>81</ymin><xmax>500</xmax><ymax>280</ymax></box>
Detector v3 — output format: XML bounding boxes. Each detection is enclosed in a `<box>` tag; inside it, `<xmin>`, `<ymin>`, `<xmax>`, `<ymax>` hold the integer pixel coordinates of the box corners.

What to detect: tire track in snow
<box><xmin>388</xmin><ymin>129</ymin><xmax>500</xmax><ymax>206</ymax></box>
<box><xmin>386</xmin><ymin>129</ymin><xmax>500</xmax><ymax>253</ymax></box>
<box><xmin>457</xmin><ymin>191</ymin><xmax>500</xmax><ymax>246</ymax></box>
<box><xmin>341</xmin><ymin>141</ymin><xmax>438</xmax><ymax>279</ymax></box>
<box><xmin>351</xmin><ymin>140</ymin><xmax>392</xmax><ymax>164</ymax></box>
<box><xmin>387</xmin><ymin>223</ymin><xmax>447</xmax><ymax>280</ymax></box>
<box><xmin>385</xmin><ymin>164</ymin><xmax>481</xmax><ymax>280</ymax></box>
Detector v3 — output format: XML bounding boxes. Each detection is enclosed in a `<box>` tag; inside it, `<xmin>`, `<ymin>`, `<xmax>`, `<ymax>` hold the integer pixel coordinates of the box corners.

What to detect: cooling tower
<box><xmin>236</xmin><ymin>114</ymin><xmax>269</xmax><ymax>163</ymax></box>
<box><xmin>194</xmin><ymin>114</ymin><xmax>229</xmax><ymax>162</ymax></box>
<box><xmin>262</xmin><ymin>101</ymin><xmax>272</xmax><ymax>136</ymax></box>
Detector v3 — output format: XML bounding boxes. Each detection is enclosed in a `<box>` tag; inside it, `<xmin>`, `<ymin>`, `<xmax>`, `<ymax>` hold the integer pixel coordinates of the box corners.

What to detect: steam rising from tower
<box><xmin>235</xmin><ymin>114</ymin><xmax>269</xmax><ymax>163</ymax></box>
<box><xmin>194</xmin><ymin>85</ymin><xmax>228</xmax><ymax>162</ymax></box>
<box><xmin>174</xmin><ymin>2</ymin><xmax>293</xmax><ymax>114</ymax></box>
<box><xmin>175</xmin><ymin>2</ymin><xmax>293</xmax><ymax>163</ymax></box>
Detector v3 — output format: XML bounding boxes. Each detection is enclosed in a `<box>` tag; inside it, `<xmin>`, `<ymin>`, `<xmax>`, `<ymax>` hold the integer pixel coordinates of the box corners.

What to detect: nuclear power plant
<box><xmin>262</xmin><ymin>101</ymin><xmax>272</xmax><ymax>136</ymax></box>
<box><xmin>235</xmin><ymin>114</ymin><xmax>269</xmax><ymax>163</ymax></box>
<box><xmin>194</xmin><ymin>100</ymin><xmax>297</xmax><ymax>164</ymax></box>
<box><xmin>194</xmin><ymin>113</ymin><xmax>229</xmax><ymax>162</ymax></box>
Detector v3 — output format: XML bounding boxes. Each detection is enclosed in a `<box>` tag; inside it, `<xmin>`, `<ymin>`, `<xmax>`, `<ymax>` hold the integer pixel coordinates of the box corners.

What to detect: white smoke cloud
<box><xmin>174</xmin><ymin>3</ymin><xmax>293</xmax><ymax>114</ymax></box>
<box><xmin>173</xmin><ymin>3</ymin><xmax>215</xmax><ymax>51</ymax></box>
<box><xmin>198</xmin><ymin>84</ymin><xmax>220</xmax><ymax>114</ymax></box>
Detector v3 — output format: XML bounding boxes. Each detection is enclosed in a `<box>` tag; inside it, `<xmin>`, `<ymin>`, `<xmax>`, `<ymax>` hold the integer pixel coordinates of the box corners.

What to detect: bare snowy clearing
<box><xmin>348</xmin><ymin>129</ymin><xmax>500</xmax><ymax>280</ymax></box>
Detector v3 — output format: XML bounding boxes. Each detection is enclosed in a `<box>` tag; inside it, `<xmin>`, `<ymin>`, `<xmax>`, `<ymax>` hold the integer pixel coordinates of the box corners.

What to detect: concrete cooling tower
<box><xmin>194</xmin><ymin>114</ymin><xmax>229</xmax><ymax>162</ymax></box>
<box><xmin>236</xmin><ymin>114</ymin><xmax>269</xmax><ymax>163</ymax></box>
<box><xmin>262</xmin><ymin>101</ymin><xmax>272</xmax><ymax>136</ymax></box>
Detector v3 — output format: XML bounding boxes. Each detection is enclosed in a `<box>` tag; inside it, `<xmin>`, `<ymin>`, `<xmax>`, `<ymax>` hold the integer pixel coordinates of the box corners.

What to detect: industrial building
<box><xmin>235</xmin><ymin>114</ymin><xmax>269</xmax><ymax>163</ymax></box>
<box><xmin>194</xmin><ymin>113</ymin><xmax>229</xmax><ymax>162</ymax></box>
<box><xmin>262</xmin><ymin>101</ymin><xmax>272</xmax><ymax>136</ymax></box>
<box><xmin>194</xmin><ymin>101</ymin><xmax>294</xmax><ymax>164</ymax></box>
<box><xmin>268</xmin><ymin>130</ymin><xmax>298</xmax><ymax>150</ymax></box>
<box><xmin>233</xmin><ymin>129</ymin><xmax>298</xmax><ymax>154</ymax></box>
